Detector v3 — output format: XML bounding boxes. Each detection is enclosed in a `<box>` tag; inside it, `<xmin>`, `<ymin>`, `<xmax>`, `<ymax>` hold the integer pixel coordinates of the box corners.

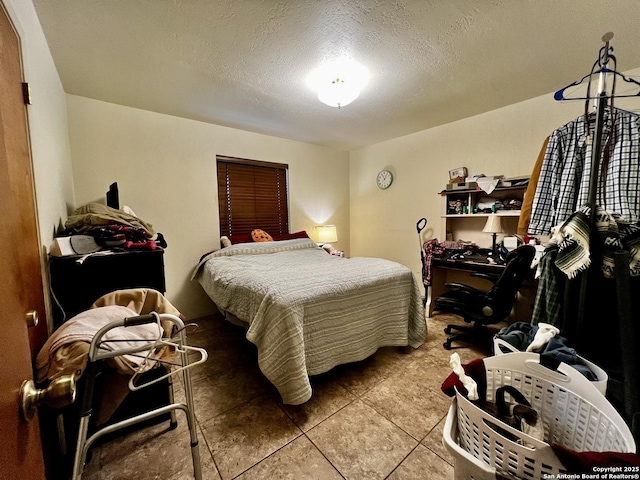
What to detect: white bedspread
<box><xmin>193</xmin><ymin>238</ymin><xmax>426</xmax><ymax>404</ymax></box>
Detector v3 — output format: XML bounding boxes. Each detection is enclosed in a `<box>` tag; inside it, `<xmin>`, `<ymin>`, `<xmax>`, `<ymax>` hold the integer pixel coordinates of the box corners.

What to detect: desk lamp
<box><xmin>483</xmin><ymin>215</ymin><xmax>504</xmax><ymax>256</ymax></box>
<box><xmin>314</xmin><ymin>225</ymin><xmax>338</xmax><ymax>246</ymax></box>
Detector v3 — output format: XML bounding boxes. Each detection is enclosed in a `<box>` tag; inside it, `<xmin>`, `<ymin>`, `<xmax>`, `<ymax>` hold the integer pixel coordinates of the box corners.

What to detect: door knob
<box><xmin>19</xmin><ymin>375</ymin><xmax>76</xmax><ymax>421</ymax></box>
<box><xmin>25</xmin><ymin>310</ymin><xmax>38</xmax><ymax>328</ymax></box>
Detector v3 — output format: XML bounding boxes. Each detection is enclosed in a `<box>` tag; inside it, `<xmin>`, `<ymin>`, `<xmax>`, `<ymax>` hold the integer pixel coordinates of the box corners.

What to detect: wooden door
<box><xmin>0</xmin><ymin>3</ymin><xmax>48</xmax><ymax>479</ymax></box>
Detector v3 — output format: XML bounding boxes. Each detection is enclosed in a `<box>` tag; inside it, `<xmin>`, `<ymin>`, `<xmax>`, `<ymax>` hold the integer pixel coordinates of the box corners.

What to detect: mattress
<box><xmin>193</xmin><ymin>238</ymin><xmax>427</xmax><ymax>404</ymax></box>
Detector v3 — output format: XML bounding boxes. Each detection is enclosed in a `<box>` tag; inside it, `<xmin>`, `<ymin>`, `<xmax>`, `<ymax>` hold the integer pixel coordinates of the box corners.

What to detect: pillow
<box><xmin>220</xmin><ymin>236</ymin><xmax>232</xmax><ymax>248</ymax></box>
<box><xmin>272</xmin><ymin>230</ymin><xmax>309</xmax><ymax>241</ymax></box>
<box><xmin>225</xmin><ymin>230</ymin><xmax>309</xmax><ymax>245</ymax></box>
<box><xmin>251</xmin><ymin>229</ymin><xmax>273</xmax><ymax>242</ymax></box>
<box><xmin>226</xmin><ymin>234</ymin><xmax>252</xmax><ymax>245</ymax></box>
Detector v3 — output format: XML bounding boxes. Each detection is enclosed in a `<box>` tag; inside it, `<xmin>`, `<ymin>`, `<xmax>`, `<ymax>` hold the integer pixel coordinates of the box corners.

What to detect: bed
<box><xmin>192</xmin><ymin>237</ymin><xmax>427</xmax><ymax>404</ymax></box>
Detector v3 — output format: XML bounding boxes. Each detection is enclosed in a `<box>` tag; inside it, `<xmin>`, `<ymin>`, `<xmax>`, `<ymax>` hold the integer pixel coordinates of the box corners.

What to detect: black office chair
<box><xmin>436</xmin><ymin>245</ymin><xmax>536</xmax><ymax>350</ymax></box>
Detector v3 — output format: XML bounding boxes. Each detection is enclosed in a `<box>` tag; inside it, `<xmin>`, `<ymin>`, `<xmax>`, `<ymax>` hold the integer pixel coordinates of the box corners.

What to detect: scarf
<box><xmin>553</xmin><ymin>205</ymin><xmax>640</xmax><ymax>279</ymax></box>
<box><xmin>553</xmin><ymin>207</ymin><xmax>591</xmax><ymax>279</ymax></box>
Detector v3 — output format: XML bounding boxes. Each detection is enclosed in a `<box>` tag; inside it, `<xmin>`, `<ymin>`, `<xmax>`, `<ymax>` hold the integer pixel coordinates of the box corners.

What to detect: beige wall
<box><xmin>66</xmin><ymin>95</ymin><xmax>350</xmax><ymax>319</ymax></box>
<box><xmin>349</xmin><ymin>69</ymin><xmax>640</xmax><ymax>283</ymax></box>
<box><xmin>67</xmin><ymin>67</ymin><xmax>640</xmax><ymax>320</ymax></box>
<box><xmin>17</xmin><ymin>0</ymin><xmax>640</xmax><ymax>324</ymax></box>
<box><xmin>4</xmin><ymin>0</ymin><xmax>75</xmax><ymax>329</ymax></box>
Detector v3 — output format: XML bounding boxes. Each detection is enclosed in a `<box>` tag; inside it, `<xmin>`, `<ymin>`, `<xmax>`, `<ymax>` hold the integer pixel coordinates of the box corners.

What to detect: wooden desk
<box><xmin>425</xmin><ymin>258</ymin><xmax>538</xmax><ymax>324</ymax></box>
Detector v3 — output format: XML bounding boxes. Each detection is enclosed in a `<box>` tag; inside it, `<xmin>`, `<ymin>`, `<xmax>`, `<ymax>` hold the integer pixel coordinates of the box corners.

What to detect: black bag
<box><xmin>479</xmin><ymin>385</ymin><xmax>542</xmax><ymax>442</ymax></box>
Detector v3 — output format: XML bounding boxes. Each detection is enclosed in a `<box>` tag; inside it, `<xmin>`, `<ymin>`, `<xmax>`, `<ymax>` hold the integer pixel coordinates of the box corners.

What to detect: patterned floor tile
<box><xmin>305</xmin><ymin>399</ymin><xmax>417</xmax><ymax>480</ymax></box>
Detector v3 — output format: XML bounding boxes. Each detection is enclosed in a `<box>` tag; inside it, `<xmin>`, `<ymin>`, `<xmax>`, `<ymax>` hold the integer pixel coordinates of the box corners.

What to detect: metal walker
<box><xmin>71</xmin><ymin>312</ymin><xmax>207</xmax><ymax>480</ymax></box>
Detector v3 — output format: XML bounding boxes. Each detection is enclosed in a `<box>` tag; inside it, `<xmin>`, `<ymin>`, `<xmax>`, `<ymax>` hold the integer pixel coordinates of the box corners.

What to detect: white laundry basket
<box><xmin>442</xmin><ymin>352</ymin><xmax>635</xmax><ymax>480</ymax></box>
<box><xmin>493</xmin><ymin>337</ymin><xmax>609</xmax><ymax>395</ymax></box>
<box><xmin>443</xmin><ymin>401</ymin><xmax>495</xmax><ymax>480</ymax></box>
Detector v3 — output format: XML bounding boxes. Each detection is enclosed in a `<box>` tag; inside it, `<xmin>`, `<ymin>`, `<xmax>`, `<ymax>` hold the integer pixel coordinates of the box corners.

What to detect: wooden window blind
<box><xmin>217</xmin><ymin>155</ymin><xmax>289</xmax><ymax>236</ymax></box>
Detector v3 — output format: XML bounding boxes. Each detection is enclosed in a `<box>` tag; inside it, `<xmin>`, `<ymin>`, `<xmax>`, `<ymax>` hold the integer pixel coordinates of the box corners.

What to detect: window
<box><xmin>217</xmin><ymin>155</ymin><xmax>289</xmax><ymax>236</ymax></box>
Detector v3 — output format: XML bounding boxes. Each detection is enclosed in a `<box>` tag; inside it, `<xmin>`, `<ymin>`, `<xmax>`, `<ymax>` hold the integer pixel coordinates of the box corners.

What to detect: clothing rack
<box><xmin>576</xmin><ymin>33</ymin><xmax>614</xmax><ymax>341</ymax></box>
<box><xmin>554</xmin><ymin>32</ymin><xmax>639</xmax><ymax>443</ymax></box>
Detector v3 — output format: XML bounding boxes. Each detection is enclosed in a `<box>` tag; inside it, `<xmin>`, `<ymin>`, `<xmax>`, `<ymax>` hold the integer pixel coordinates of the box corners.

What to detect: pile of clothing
<box><xmin>62</xmin><ymin>203</ymin><xmax>166</xmax><ymax>251</ymax></box>
<box><xmin>421</xmin><ymin>239</ymin><xmax>478</xmax><ymax>286</ymax></box>
<box><xmin>493</xmin><ymin>322</ymin><xmax>597</xmax><ymax>380</ymax></box>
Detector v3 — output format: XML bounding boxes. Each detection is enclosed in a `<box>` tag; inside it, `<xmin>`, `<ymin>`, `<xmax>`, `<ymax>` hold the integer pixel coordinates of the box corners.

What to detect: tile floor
<box><xmin>80</xmin><ymin>312</ymin><xmax>491</xmax><ymax>480</ymax></box>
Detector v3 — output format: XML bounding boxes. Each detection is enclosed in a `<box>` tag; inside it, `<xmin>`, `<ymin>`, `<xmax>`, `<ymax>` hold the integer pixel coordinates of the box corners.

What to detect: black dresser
<box><xmin>45</xmin><ymin>248</ymin><xmax>169</xmax><ymax>478</ymax></box>
<box><xmin>48</xmin><ymin>249</ymin><xmax>166</xmax><ymax>328</ymax></box>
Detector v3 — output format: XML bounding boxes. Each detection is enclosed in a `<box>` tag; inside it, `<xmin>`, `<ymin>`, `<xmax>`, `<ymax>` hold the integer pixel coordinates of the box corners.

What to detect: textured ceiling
<box><xmin>32</xmin><ymin>0</ymin><xmax>640</xmax><ymax>151</ymax></box>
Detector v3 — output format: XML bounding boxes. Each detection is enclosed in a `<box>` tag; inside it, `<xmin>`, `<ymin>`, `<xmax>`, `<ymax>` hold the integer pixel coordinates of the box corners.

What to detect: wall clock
<box><xmin>376</xmin><ymin>169</ymin><xmax>393</xmax><ymax>190</ymax></box>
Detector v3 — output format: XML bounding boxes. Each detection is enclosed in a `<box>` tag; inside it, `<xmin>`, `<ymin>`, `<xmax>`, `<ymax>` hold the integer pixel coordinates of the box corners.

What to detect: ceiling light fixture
<box><xmin>308</xmin><ymin>59</ymin><xmax>369</xmax><ymax>109</ymax></box>
<box><xmin>317</xmin><ymin>77</ymin><xmax>360</xmax><ymax>109</ymax></box>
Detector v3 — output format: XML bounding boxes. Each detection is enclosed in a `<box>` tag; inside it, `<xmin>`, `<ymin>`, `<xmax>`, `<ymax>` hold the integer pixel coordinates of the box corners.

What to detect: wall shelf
<box><xmin>443</xmin><ymin>211</ymin><xmax>522</xmax><ymax>218</ymax></box>
<box><xmin>439</xmin><ymin>181</ymin><xmax>529</xmax><ymax>246</ymax></box>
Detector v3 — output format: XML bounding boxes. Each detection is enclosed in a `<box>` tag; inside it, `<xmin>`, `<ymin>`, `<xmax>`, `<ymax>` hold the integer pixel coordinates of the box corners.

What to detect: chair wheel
<box><xmin>444</xmin><ymin>326</ymin><xmax>452</xmax><ymax>334</ymax></box>
<box><xmin>443</xmin><ymin>341</ymin><xmax>452</xmax><ymax>350</ymax></box>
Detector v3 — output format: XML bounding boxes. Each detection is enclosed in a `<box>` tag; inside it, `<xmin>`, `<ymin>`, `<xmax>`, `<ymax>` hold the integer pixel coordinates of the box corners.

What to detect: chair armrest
<box><xmin>443</xmin><ymin>282</ymin><xmax>480</xmax><ymax>296</ymax></box>
<box><xmin>470</xmin><ymin>272</ymin><xmax>499</xmax><ymax>284</ymax></box>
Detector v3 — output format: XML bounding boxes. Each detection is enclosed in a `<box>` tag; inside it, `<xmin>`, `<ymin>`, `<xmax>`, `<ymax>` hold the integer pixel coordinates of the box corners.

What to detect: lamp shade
<box><xmin>482</xmin><ymin>215</ymin><xmax>504</xmax><ymax>234</ymax></box>
<box><xmin>317</xmin><ymin>78</ymin><xmax>360</xmax><ymax>108</ymax></box>
<box><xmin>315</xmin><ymin>225</ymin><xmax>338</xmax><ymax>243</ymax></box>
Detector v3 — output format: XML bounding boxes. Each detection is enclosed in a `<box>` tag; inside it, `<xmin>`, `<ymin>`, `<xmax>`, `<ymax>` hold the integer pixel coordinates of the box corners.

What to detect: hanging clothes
<box><xmin>535</xmin><ymin>41</ymin><xmax>640</xmax><ymax>443</ymax></box>
<box><xmin>528</xmin><ymin>107</ymin><xmax>640</xmax><ymax>236</ymax></box>
<box><xmin>531</xmin><ymin>243</ymin><xmax>564</xmax><ymax>327</ymax></box>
